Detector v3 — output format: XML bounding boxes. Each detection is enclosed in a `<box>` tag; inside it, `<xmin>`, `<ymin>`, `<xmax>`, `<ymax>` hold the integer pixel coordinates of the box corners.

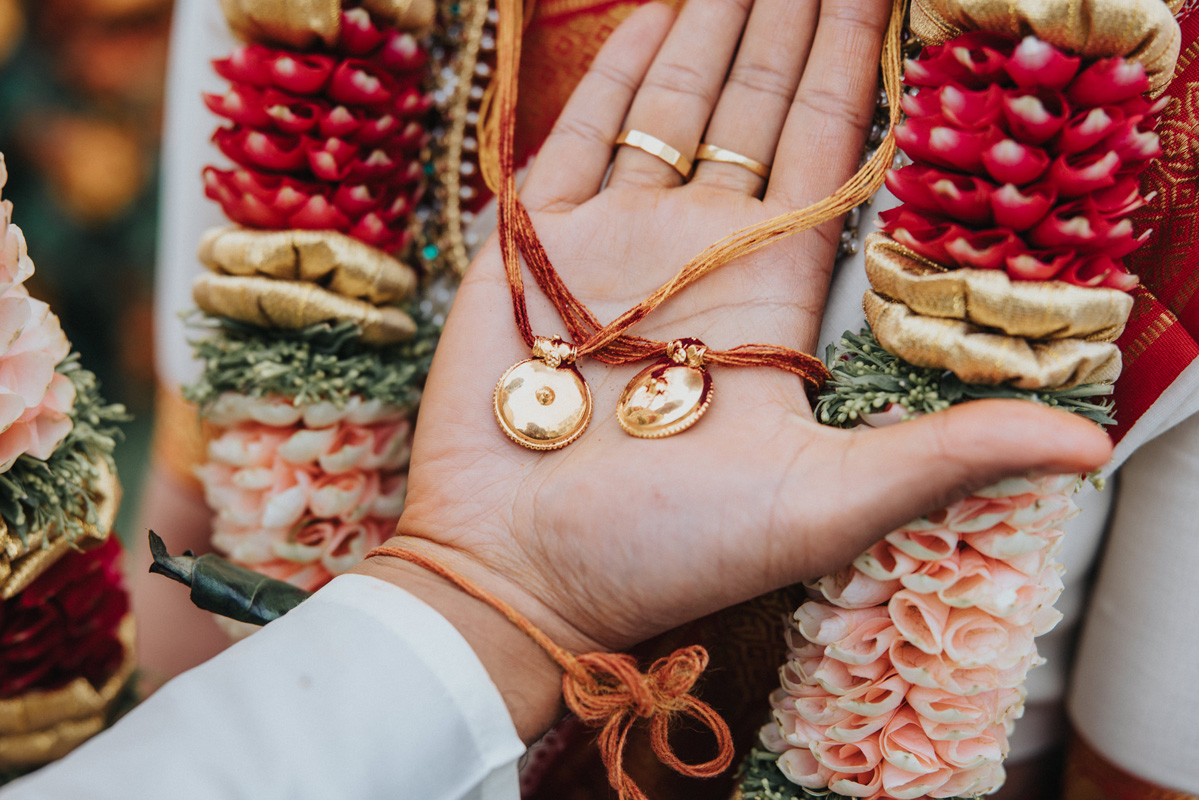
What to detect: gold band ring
<box><xmin>615</xmin><ymin>130</ymin><xmax>692</xmax><ymax>178</ymax></box>
<box><xmin>695</xmin><ymin>143</ymin><xmax>770</xmax><ymax>179</ymax></box>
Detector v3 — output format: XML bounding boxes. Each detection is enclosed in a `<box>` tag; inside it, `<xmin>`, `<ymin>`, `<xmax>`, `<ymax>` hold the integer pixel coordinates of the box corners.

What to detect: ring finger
<box><xmin>605</xmin><ymin>0</ymin><xmax>752</xmax><ymax>190</ymax></box>
<box><xmin>689</xmin><ymin>0</ymin><xmax>819</xmax><ymax>195</ymax></box>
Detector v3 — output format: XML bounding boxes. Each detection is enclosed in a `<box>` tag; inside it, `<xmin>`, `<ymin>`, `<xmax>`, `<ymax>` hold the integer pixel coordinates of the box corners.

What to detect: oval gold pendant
<box><xmin>617</xmin><ymin>359</ymin><xmax>713</xmax><ymax>439</ymax></box>
<box><xmin>494</xmin><ymin>358</ymin><xmax>593</xmax><ymax>450</ymax></box>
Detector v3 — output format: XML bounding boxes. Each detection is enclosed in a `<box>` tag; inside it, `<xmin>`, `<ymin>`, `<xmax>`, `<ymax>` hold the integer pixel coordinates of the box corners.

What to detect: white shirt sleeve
<box><xmin>1</xmin><ymin>575</ymin><xmax>526</xmax><ymax>800</ymax></box>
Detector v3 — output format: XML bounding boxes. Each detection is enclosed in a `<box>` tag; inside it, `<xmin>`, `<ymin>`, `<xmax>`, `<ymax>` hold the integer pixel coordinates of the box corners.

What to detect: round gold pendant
<box><xmin>617</xmin><ymin>342</ymin><xmax>713</xmax><ymax>439</ymax></box>
<box><xmin>494</xmin><ymin>358</ymin><xmax>593</xmax><ymax>450</ymax></box>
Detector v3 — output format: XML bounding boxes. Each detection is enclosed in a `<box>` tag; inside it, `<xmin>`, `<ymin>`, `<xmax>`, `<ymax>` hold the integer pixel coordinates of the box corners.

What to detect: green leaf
<box><xmin>1</xmin><ymin>355</ymin><xmax>127</xmax><ymax>544</ymax></box>
<box><xmin>183</xmin><ymin>312</ymin><xmax>438</xmax><ymax>415</ymax></box>
<box><xmin>815</xmin><ymin>329</ymin><xmax>1115</xmax><ymax>429</ymax></box>
<box><xmin>147</xmin><ymin>531</ymin><xmax>312</xmax><ymax>625</ymax></box>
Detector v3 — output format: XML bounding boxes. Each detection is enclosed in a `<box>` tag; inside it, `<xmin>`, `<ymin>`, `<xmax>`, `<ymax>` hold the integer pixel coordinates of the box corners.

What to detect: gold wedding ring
<box><xmin>615</xmin><ymin>130</ymin><xmax>692</xmax><ymax>178</ymax></box>
<box><xmin>695</xmin><ymin>143</ymin><xmax>770</xmax><ymax>179</ymax></box>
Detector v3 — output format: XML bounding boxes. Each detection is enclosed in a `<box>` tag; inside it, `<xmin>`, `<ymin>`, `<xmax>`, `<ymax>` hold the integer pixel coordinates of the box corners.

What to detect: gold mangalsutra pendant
<box><xmin>617</xmin><ymin>339</ymin><xmax>712</xmax><ymax>439</ymax></box>
<box><xmin>494</xmin><ymin>336</ymin><xmax>593</xmax><ymax>451</ymax></box>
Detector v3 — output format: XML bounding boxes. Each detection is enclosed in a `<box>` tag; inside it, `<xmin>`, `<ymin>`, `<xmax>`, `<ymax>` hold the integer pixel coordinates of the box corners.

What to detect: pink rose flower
<box><xmin>370</xmin><ymin>472</ymin><xmax>407</xmax><ymax>518</ymax></box>
<box><xmin>941</xmin><ymin>607</ymin><xmax>1034</xmax><ymax>669</ymax></box>
<box><xmin>932</xmin><ymin>722</ymin><xmax>1008</xmax><ymax>769</ymax></box>
<box><xmin>835</xmin><ymin>673</ymin><xmax>910</xmax><ymax>719</ymax></box>
<box><xmin>885</xmin><ymin>527</ymin><xmax>959</xmax><ymax>561</ymax></box>
<box><xmin>809</xmin><ymin>565</ymin><xmax>901</xmax><ymax>609</ymax></box>
<box><xmin>795</xmin><ymin>602</ymin><xmax>891</xmax><ymax>646</ymax></box>
<box><xmin>776</xmin><ymin>747</ymin><xmax>835</xmax><ymax>789</ymax></box>
<box><xmin>879</xmin><ymin>707</ymin><xmax>943</xmax><ymax>774</ymax></box>
<box><xmin>853</xmin><ymin>540</ymin><xmax>920</xmax><ymax>581</ymax></box>
<box><xmin>0</xmin><ymin>281</ymin><xmax>75</xmax><ymax>470</ymax></box>
<box><xmin>888</xmin><ymin>590</ymin><xmax>951</xmax><ymax>655</ymax></box>
<box><xmin>825</xmin><ymin>616</ymin><xmax>899</xmax><ymax>666</ymax></box>
<box><xmin>929</xmin><ymin>760</ymin><xmax>1006</xmax><ymax>797</ymax></box>
<box><xmin>880</xmin><ymin>760</ymin><xmax>954</xmax><ymax>799</ymax></box>
<box><xmin>828</xmin><ymin>765</ymin><xmax>884</xmax><ymax>798</ymax></box>
<box><xmin>814</xmin><ymin>733</ymin><xmax>883</xmax><ymax>773</ymax></box>
<box><xmin>309</xmin><ymin>468</ymin><xmax>378</xmax><ymax>521</ymax></box>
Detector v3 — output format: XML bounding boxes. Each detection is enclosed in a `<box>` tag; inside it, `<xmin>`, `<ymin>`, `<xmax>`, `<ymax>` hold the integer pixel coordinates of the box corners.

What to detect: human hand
<box><xmin>354</xmin><ymin>0</ymin><xmax>1111</xmax><ymax>741</ymax></box>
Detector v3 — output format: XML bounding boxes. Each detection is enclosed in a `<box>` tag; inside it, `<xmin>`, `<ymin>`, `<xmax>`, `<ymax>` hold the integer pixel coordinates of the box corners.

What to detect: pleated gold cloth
<box><xmin>863</xmin><ymin>291</ymin><xmax>1123</xmax><ymax>388</ymax></box>
<box><xmin>193</xmin><ymin>273</ymin><xmax>417</xmax><ymax>345</ymax></box>
<box><xmin>0</xmin><ymin>615</ymin><xmax>136</xmax><ymax>769</ymax></box>
<box><xmin>219</xmin><ymin>0</ymin><xmax>436</xmax><ymax>47</ymax></box>
<box><xmin>864</xmin><ymin>233</ymin><xmax>1133</xmax><ymax>341</ymax></box>
<box><xmin>198</xmin><ymin>226</ymin><xmax>416</xmax><ymax>306</ymax></box>
<box><xmin>910</xmin><ymin>0</ymin><xmax>1181</xmax><ymax>95</ymax></box>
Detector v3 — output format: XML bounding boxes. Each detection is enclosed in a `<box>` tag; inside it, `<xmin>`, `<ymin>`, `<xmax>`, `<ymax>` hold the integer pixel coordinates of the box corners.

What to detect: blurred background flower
<box><xmin>0</xmin><ymin>0</ymin><xmax>174</xmax><ymax>531</ymax></box>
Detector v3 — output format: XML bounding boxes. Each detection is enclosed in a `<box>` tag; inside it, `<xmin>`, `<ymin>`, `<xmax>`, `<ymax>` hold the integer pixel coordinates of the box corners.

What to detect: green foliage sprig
<box><xmin>183</xmin><ymin>312</ymin><xmax>438</xmax><ymax>414</ymax></box>
<box><xmin>0</xmin><ymin>355</ymin><xmax>127</xmax><ymax>545</ymax></box>
<box><xmin>737</xmin><ymin>747</ymin><xmax>983</xmax><ymax>800</ymax></box>
<box><xmin>815</xmin><ymin>329</ymin><xmax>1115</xmax><ymax>429</ymax></box>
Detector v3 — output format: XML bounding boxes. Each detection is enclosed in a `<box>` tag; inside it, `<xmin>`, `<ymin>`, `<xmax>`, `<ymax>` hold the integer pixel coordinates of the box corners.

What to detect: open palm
<box><xmin>370</xmin><ymin>0</ymin><xmax>1110</xmax><ymax>673</ymax></box>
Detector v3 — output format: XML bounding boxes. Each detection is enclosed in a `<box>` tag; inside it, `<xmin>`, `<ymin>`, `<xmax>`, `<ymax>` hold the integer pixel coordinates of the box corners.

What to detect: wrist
<box><xmin>352</xmin><ymin>536</ymin><xmax>568</xmax><ymax>743</ymax></box>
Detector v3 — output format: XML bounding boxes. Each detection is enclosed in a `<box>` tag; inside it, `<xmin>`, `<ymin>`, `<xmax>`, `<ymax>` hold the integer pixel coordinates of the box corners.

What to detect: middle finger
<box><xmin>605</xmin><ymin>0</ymin><xmax>751</xmax><ymax>190</ymax></box>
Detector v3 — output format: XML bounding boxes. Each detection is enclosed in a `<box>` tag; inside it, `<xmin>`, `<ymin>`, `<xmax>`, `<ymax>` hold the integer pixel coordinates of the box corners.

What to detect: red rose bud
<box><xmin>377</xmin><ymin>31</ymin><xmax>427</xmax><ymax>73</ymax></box>
<box><xmin>1005</xmin><ymin>36</ymin><xmax>1080</xmax><ymax>90</ymax></box>
<box><xmin>394</xmin><ymin>87</ymin><xmax>432</xmax><ymax>117</ymax></box>
<box><xmin>329</xmin><ymin>60</ymin><xmax>396</xmax><ymax>106</ymax></box>
<box><xmin>214</xmin><ymin>127</ymin><xmax>308</xmax><ymax>172</ymax></box>
<box><xmin>1102</xmin><ymin>119</ymin><xmax>1162</xmax><ymax>163</ymax></box>
<box><xmin>1047</xmin><ymin>150</ymin><xmax>1120</xmax><ymax>197</ymax></box>
<box><xmin>203</xmin><ymin>87</ymin><xmax>274</xmax><ymax>128</ymax></box>
<box><xmin>896</xmin><ymin>119</ymin><xmax>998</xmax><ymax>173</ymax></box>
<box><xmin>885</xmin><ymin>33</ymin><xmax>1160</xmax><ymax>290</ymax></box>
<box><xmin>929</xmin><ymin>173</ymin><xmax>995</xmax><ymax>226</ymax></box>
<box><xmin>903</xmin><ymin>85</ymin><xmax>1004</xmax><ymax>130</ymax></box>
<box><xmin>204</xmin><ymin>9</ymin><xmax>434</xmax><ymax>252</ymax></box>
<box><xmin>944</xmin><ymin>228</ymin><xmax>1022</xmax><ymax>269</ymax></box>
<box><xmin>213</xmin><ymin>44</ymin><xmax>274</xmax><ymax>87</ymax></box>
<box><xmin>1067</xmin><ymin>58</ymin><xmax>1150</xmax><ymax>107</ymax></box>
<box><xmin>990</xmin><ymin>182</ymin><xmax>1056</xmax><ymax>230</ymax></box>
<box><xmin>1001</xmin><ymin>90</ymin><xmax>1069</xmax><ymax>144</ymax></box>
<box><xmin>339</xmin><ymin>8</ymin><xmax>388</xmax><ymax>56</ymax></box>
<box><xmin>320</xmin><ymin>105</ymin><xmax>362</xmax><ymax>139</ymax></box>
<box><xmin>1006</xmin><ymin>248</ymin><xmax>1075</xmax><ymax>281</ymax></box>
<box><xmin>267</xmin><ymin>53</ymin><xmax>336</xmax><ymax>95</ymax></box>
<box><xmin>264</xmin><ymin>92</ymin><xmax>325</xmax><ymax>135</ymax></box>
<box><xmin>289</xmin><ymin>195</ymin><xmax>352</xmax><ymax>230</ymax></box>
<box><xmin>903</xmin><ymin>32</ymin><xmax>1014</xmax><ymax>90</ymax></box>
<box><xmin>1092</xmin><ymin>178</ymin><xmax>1147</xmax><ymax>216</ymax></box>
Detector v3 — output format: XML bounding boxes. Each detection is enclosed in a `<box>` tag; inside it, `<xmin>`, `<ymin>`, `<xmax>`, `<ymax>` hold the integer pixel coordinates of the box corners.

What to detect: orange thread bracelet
<box><xmin>366</xmin><ymin>545</ymin><xmax>734</xmax><ymax>800</ymax></box>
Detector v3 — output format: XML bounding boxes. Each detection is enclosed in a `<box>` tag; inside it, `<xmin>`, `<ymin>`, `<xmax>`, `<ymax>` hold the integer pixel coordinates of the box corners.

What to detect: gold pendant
<box><xmin>494</xmin><ymin>336</ymin><xmax>592</xmax><ymax>451</ymax></box>
<box><xmin>617</xmin><ymin>339</ymin><xmax>712</xmax><ymax>439</ymax></box>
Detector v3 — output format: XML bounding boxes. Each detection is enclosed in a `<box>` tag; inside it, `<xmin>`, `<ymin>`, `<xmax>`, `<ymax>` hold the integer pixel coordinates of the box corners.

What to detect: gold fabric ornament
<box><xmin>361</xmin><ymin>0</ymin><xmax>437</xmax><ymax>31</ymax></box>
<box><xmin>863</xmin><ymin>292</ymin><xmax>1123</xmax><ymax>388</ymax></box>
<box><xmin>0</xmin><ymin>616</ymin><xmax>135</xmax><ymax>768</ymax></box>
<box><xmin>0</xmin><ymin>459</ymin><xmax>121</xmax><ymax>600</ymax></box>
<box><xmin>863</xmin><ymin>233</ymin><xmax>1133</xmax><ymax>342</ymax></box>
<box><xmin>218</xmin><ymin>0</ymin><xmax>341</xmax><ymax>48</ymax></box>
<box><xmin>198</xmin><ymin>226</ymin><xmax>416</xmax><ymax>306</ymax></box>
<box><xmin>193</xmin><ymin>273</ymin><xmax>417</xmax><ymax>345</ymax></box>
<box><xmin>910</xmin><ymin>0</ymin><xmax>1181</xmax><ymax>95</ymax></box>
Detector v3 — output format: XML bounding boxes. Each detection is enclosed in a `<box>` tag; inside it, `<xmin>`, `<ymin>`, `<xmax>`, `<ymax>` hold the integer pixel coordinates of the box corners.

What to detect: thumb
<box><xmin>810</xmin><ymin>399</ymin><xmax>1112</xmax><ymax>571</ymax></box>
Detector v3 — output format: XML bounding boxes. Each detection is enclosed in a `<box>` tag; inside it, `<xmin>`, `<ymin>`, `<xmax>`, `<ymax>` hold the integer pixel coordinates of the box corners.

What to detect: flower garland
<box><xmin>187</xmin><ymin>1</ymin><xmax>471</xmax><ymax>604</ymax></box>
<box><xmin>740</xmin><ymin>14</ymin><xmax>1180</xmax><ymax>798</ymax></box>
<box><xmin>0</xmin><ymin>154</ymin><xmax>130</xmax><ymax>776</ymax></box>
